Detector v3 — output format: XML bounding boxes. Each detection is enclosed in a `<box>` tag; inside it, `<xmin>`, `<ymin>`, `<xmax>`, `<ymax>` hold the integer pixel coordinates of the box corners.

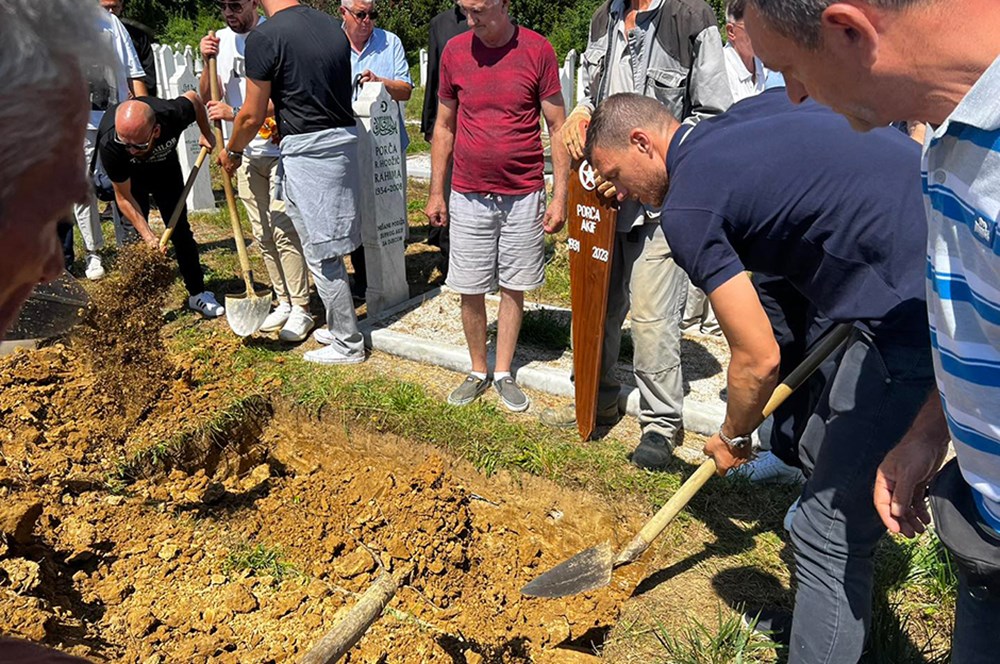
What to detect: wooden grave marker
<box><xmin>567</xmin><ymin>159</ymin><xmax>617</xmax><ymax>440</ymax></box>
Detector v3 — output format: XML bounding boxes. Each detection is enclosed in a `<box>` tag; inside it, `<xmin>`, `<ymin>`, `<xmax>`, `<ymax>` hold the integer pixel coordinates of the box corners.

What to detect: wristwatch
<box><xmin>226</xmin><ymin>148</ymin><xmax>243</xmax><ymax>165</ymax></box>
<box><xmin>718</xmin><ymin>427</ymin><xmax>752</xmax><ymax>451</ymax></box>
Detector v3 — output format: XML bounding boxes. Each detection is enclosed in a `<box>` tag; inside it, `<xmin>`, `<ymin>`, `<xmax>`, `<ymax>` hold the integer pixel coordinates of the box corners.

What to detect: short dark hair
<box><xmin>583</xmin><ymin>93</ymin><xmax>677</xmax><ymax>162</ymax></box>
<box><xmin>748</xmin><ymin>0</ymin><xmax>925</xmax><ymax>48</ymax></box>
<box><xmin>727</xmin><ymin>0</ymin><xmax>747</xmax><ymax>22</ymax></box>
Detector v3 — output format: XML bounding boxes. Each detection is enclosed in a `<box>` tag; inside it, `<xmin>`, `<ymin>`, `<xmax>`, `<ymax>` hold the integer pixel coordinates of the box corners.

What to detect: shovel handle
<box><xmin>160</xmin><ymin>146</ymin><xmax>209</xmax><ymax>251</ymax></box>
<box><xmin>614</xmin><ymin>322</ymin><xmax>855</xmax><ymax>567</ymax></box>
<box><xmin>209</xmin><ymin>52</ymin><xmax>257</xmax><ymax>294</ymax></box>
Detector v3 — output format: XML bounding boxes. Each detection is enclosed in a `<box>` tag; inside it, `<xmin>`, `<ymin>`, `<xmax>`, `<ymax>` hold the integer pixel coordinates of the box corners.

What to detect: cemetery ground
<box><xmin>0</xmin><ymin>171</ymin><xmax>957</xmax><ymax>662</ymax></box>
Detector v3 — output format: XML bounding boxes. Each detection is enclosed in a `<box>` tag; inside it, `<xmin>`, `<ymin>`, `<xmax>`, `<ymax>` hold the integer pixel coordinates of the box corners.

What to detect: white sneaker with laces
<box><xmin>312</xmin><ymin>327</ymin><xmax>335</xmax><ymax>346</ymax></box>
<box><xmin>303</xmin><ymin>345</ymin><xmax>364</xmax><ymax>365</ymax></box>
<box><xmin>261</xmin><ymin>301</ymin><xmax>292</xmax><ymax>333</ymax></box>
<box><xmin>188</xmin><ymin>291</ymin><xmax>225</xmax><ymax>318</ymax></box>
<box><xmin>84</xmin><ymin>254</ymin><xmax>105</xmax><ymax>280</ymax></box>
<box><xmin>278</xmin><ymin>306</ymin><xmax>314</xmax><ymax>342</ymax></box>
<box><xmin>730</xmin><ymin>450</ymin><xmax>806</xmax><ymax>485</ymax></box>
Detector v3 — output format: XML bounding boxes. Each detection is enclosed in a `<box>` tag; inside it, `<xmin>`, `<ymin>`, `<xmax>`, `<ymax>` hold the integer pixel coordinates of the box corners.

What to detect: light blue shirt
<box><xmin>922</xmin><ymin>54</ymin><xmax>1000</xmax><ymax>534</ymax></box>
<box><xmin>349</xmin><ymin>28</ymin><xmax>412</xmax><ymax>151</ymax></box>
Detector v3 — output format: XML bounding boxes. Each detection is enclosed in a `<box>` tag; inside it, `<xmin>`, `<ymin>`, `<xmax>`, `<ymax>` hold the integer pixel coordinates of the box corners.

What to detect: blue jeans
<box><xmin>789</xmin><ymin>330</ymin><xmax>935</xmax><ymax>664</ymax></box>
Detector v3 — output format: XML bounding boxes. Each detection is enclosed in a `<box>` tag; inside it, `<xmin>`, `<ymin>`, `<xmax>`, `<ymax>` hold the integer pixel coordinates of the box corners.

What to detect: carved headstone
<box><xmin>353</xmin><ymin>83</ymin><xmax>409</xmax><ymax>316</ymax></box>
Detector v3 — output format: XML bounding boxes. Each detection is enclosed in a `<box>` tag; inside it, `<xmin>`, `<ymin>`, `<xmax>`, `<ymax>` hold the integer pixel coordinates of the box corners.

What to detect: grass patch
<box><xmin>535</xmin><ymin>235</ymin><xmax>572</xmax><ymax>307</ymax></box>
<box><xmin>652</xmin><ymin>607</ymin><xmax>779</xmax><ymax>664</ymax></box>
<box><xmin>517</xmin><ymin>308</ymin><xmax>571</xmax><ymax>351</ymax></box>
<box><xmin>222</xmin><ymin>542</ymin><xmax>302</xmax><ymax>583</ymax></box>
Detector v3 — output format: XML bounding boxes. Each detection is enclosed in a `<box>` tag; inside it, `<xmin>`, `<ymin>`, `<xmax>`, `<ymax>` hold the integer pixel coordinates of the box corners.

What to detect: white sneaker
<box><xmin>312</xmin><ymin>327</ymin><xmax>335</xmax><ymax>346</ymax></box>
<box><xmin>278</xmin><ymin>306</ymin><xmax>314</xmax><ymax>342</ymax></box>
<box><xmin>730</xmin><ymin>451</ymin><xmax>806</xmax><ymax>485</ymax></box>
<box><xmin>303</xmin><ymin>345</ymin><xmax>364</xmax><ymax>365</ymax></box>
<box><xmin>261</xmin><ymin>301</ymin><xmax>292</xmax><ymax>333</ymax></box>
<box><xmin>188</xmin><ymin>291</ymin><xmax>225</xmax><ymax>318</ymax></box>
<box><xmin>84</xmin><ymin>254</ymin><xmax>105</xmax><ymax>280</ymax></box>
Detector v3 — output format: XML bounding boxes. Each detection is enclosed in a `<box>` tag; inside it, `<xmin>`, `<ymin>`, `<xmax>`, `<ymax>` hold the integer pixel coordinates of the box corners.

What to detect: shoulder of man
<box><xmin>659</xmin><ymin>0</ymin><xmax>719</xmax><ymax>35</ymax></box>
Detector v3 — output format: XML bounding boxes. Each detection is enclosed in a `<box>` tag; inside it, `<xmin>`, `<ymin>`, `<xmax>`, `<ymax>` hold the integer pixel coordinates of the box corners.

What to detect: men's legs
<box><xmin>681</xmin><ymin>283</ymin><xmax>721</xmax><ymax>336</ymax></box>
<box><xmin>148</xmin><ymin>162</ymin><xmax>206</xmax><ymax>297</ymax></box>
<box><xmin>73</xmin><ymin>129</ymin><xmax>105</xmax><ymax>276</ymax></box>
<box><xmin>788</xmin><ymin>332</ymin><xmax>935</xmax><ymax>664</ymax></box>
<box><xmin>927</xmin><ymin>459</ymin><xmax>1000</xmax><ymax>664</ymax></box>
<box><xmin>239</xmin><ymin>157</ymin><xmax>289</xmax><ymax>303</ymax></box>
<box><xmin>596</xmin><ymin>230</ymin><xmax>638</xmax><ymax>418</ymax></box>
<box><xmin>461</xmin><ymin>293</ymin><xmax>489</xmax><ymax>374</ymax></box>
<box><xmin>628</xmin><ymin>223</ymin><xmax>686</xmax><ymax>441</ymax></box>
<box><xmin>311</xmin><ymin>255</ymin><xmax>364</xmax><ymax>358</ymax></box>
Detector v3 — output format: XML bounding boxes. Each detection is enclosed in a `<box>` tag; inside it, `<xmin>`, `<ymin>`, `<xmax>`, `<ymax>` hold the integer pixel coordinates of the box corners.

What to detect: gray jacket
<box><xmin>579</xmin><ymin>0</ymin><xmax>732</xmax><ymax>229</ymax></box>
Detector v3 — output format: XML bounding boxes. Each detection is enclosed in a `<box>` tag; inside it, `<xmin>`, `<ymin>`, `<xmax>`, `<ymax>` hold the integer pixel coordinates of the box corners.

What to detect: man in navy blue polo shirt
<box><xmin>585</xmin><ymin>90</ymin><xmax>936</xmax><ymax>661</ymax></box>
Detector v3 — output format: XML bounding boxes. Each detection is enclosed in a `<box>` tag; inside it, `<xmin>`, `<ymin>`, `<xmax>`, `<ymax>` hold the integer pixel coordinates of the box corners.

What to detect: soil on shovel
<box><xmin>0</xmin><ymin>260</ymin><xmax>647</xmax><ymax>661</ymax></box>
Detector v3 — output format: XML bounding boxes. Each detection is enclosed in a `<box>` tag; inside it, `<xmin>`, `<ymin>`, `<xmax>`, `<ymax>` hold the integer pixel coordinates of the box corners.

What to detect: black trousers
<box><xmin>752</xmin><ymin>272</ymin><xmax>837</xmax><ymax>467</ymax></box>
<box><xmin>57</xmin><ymin>219</ymin><xmax>75</xmax><ymax>269</ymax></box>
<box><xmin>132</xmin><ymin>157</ymin><xmax>205</xmax><ymax>296</ymax></box>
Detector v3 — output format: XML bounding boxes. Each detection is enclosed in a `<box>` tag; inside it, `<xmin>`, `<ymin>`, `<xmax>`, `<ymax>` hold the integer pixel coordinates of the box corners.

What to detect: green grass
<box><xmin>652</xmin><ymin>607</ymin><xmax>779</xmax><ymax>664</ymax></box>
<box><xmin>534</xmin><ymin>235</ymin><xmax>572</xmax><ymax>307</ymax></box>
<box><xmin>222</xmin><ymin>542</ymin><xmax>302</xmax><ymax>583</ymax></box>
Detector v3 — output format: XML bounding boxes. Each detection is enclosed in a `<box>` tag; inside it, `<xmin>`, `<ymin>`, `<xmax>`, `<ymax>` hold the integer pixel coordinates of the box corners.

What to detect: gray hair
<box><xmin>0</xmin><ymin>0</ymin><xmax>111</xmax><ymax>211</ymax></box>
<box><xmin>748</xmin><ymin>0</ymin><xmax>926</xmax><ymax>48</ymax></box>
<box><xmin>727</xmin><ymin>0</ymin><xmax>747</xmax><ymax>23</ymax></box>
<box><xmin>584</xmin><ymin>93</ymin><xmax>678</xmax><ymax>160</ymax></box>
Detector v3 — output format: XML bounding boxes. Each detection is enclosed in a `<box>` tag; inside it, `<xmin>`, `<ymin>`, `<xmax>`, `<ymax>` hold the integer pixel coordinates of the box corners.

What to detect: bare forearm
<box><xmin>898</xmin><ymin>390</ymin><xmax>950</xmax><ymax>451</ymax></box>
<box><xmin>722</xmin><ymin>347</ymin><xmax>780</xmax><ymax>437</ymax></box>
<box><xmin>549</xmin><ymin>125</ymin><xmax>570</xmax><ymax>203</ymax></box>
<box><xmin>131</xmin><ymin>79</ymin><xmax>148</xmax><ymax>98</ymax></box>
<box><xmin>429</xmin><ymin>123</ymin><xmax>455</xmax><ymax>199</ymax></box>
<box><xmin>229</xmin><ymin>108</ymin><xmax>265</xmax><ymax>153</ymax></box>
<box><xmin>116</xmin><ymin>192</ymin><xmax>153</xmax><ymax>240</ymax></box>
<box><xmin>382</xmin><ymin>79</ymin><xmax>413</xmax><ymax>102</ymax></box>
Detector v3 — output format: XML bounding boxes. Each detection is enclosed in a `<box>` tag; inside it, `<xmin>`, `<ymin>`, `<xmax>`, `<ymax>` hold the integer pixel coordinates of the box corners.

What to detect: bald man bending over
<box><xmin>96</xmin><ymin>91</ymin><xmax>224</xmax><ymax>317</ymax></box>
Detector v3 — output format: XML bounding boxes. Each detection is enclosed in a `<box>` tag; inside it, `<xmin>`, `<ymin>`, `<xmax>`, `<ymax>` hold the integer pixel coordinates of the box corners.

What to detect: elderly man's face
<box><xmin>745</xmin><ymin>3</ymin><xmax>888</xmax><ymax>131</ymax></box>
<box><xmin>0</xmin><ymin>86</ymin><xmax>89</xmax><ymax>340</ymax></box>
<box><xmin>460</xmin><ymin>0</ymin><xmax>509</xmax><ymax>45</ymax></box>
<box><xmin>727</xmin><ymin>17</ymin><xmax>755</xmax><ymax>67</ymax></box>
<box><xmin>341</xmin><ymin>1</ymin><xmax>376</xmax><ymax>44</ymax></box>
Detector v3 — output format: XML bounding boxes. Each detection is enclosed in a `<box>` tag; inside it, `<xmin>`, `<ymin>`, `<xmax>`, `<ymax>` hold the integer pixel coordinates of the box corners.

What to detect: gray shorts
<box><xmin>445</xmin><ymin>189</ymin><xmax>546</xmax><ymax>295</ymax></box>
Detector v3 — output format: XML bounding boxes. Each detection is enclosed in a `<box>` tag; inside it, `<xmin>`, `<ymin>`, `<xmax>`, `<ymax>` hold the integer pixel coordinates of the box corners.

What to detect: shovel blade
<box><xmin>520</xmin><ymin>542</ymin><xmax>615</xmax><ymax>599</ymax></box>
<box><xmin>225</xmin><ymin>290</ymin><xmax>271</xmax><ymax>337</ymax></box>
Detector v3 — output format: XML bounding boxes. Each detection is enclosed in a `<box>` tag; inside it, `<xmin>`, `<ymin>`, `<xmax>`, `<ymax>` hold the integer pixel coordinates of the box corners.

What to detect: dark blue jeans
<box><xmin>789</xmin><ymin>329</ymin><xmax>935</xmax><ymax>664</ymax></box>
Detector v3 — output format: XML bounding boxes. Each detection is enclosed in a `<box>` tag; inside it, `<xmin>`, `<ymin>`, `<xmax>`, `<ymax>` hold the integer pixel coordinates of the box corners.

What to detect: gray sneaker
<box><xmin>448</xmin><ymin>374</ymin><xmax>490</xmax><ymax>406</ymax></box>
<box><xmin>494</xmin><ymin>376</ymin><xmax>530</xmax><ymax>412</ymax></box>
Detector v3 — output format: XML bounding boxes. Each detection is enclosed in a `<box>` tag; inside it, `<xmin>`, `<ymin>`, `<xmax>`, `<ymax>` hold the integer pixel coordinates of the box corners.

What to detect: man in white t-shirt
<box><xmin>68</xmin><ymin>6</ymin><xmax>146</xmax><ymax>281</ymax></box>
<box><xmin>199</xmin><ymin>0</ymin><xmax>313</xmax><ymax>342</ymax></box>
<box><xmin>722</xmin><ymin>0</ymin><xmax>767</xmax><ymax>103</ymax></box>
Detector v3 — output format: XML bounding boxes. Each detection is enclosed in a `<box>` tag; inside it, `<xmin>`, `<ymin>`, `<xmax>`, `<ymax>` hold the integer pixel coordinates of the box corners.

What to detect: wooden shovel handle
<box><xmin>159</xmin><ymin>146</ymin><xmax>209</xmax><ymax>251</ymax></box>
<box><xmin>614</xmin><ymin>322</ymin><xmax>855</xmax><ymax>567</ymax></box>
<box><xmin>208</xmin><ymin>51</ymin><xmax>256</xmax><ymax>293</ymax></box>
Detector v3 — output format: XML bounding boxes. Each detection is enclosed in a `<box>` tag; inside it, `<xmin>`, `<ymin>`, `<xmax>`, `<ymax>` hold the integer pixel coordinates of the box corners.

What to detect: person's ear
<box><xmin>630</xmin><ymin>129</ymin><xmax>654</xmax><ymax>156</ymax></box>
<box><xmin>726</xmin><ymin>22</ymin><xmax>736</xmax><ymax>42</ymax></box>
<box><xmin>820</xmin><ymin>2</ymin><xmax>878</xmax><ymax>68</ymax></box>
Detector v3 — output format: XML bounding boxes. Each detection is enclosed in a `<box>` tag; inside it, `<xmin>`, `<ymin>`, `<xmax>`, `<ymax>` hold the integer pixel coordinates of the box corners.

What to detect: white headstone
<box><xmin>353</xmin><ymin>83</ymin><xmax>409</xmax><ymax>316</ymax></box>
<box><xmin>153</xmin><ymin>44</ymin><xmax>177</xmax><ymax>97</ymax></box>
<box><xmin>419</xmin><ymin>48</ymin><xmax>428</xmax><ymax>88</ymax></box>
<box><xmin>576</xmin><ymin>57</ymin><xmax>587</xmax><ymax>105</ymax></box>
<box><xmin>168</xmin><ymin>58</ymin><xmax>216</xmax><ymax>213</ymax></box>
<box><xmin>560</xmin><ymin>50</ymin><xmax>577</xmax><ymax>113</ymax></box>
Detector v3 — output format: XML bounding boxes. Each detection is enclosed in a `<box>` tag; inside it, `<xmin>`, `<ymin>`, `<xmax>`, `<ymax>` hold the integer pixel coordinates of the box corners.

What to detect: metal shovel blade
<box><xmin>225</xmin><ymin>289</ymin><xmax>271</xmax><ymax>337</ymax></box>
<box><xmin>520</xmin><ymin>542</ymin><xmax>615</xmax><ymax>598</ymax></box>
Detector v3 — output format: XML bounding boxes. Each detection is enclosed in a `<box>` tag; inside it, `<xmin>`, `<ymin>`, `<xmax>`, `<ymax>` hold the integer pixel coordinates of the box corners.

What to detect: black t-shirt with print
<box><xmin>244</xmin><ymin>4</ymin><xmax>354</xmax><ymax>136</ymax></box>
<box><xmin>97</xmin><ymin>96</ymin><xmax>195</xmax><ymax>183</ymax></box>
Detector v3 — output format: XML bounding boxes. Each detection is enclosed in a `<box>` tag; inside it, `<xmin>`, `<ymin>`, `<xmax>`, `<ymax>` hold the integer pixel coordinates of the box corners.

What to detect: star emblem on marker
<box><xmin>578</xmin><ymin>161</ymin><xmax>597</xmax><ymax>191</ymax></box>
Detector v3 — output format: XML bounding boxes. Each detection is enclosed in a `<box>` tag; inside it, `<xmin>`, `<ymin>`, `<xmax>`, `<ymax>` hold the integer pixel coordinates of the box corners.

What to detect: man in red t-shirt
<box><xmin>424</xmin><ymin>0</ymin><xmax>568</xmax><ymax>413</ymax></box>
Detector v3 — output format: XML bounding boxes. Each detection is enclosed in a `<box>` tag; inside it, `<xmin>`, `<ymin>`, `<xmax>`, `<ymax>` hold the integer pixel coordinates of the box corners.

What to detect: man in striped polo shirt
<box><xmin>744</xmin><ymin>0</ymin><xmax>1000</xmax><ymax>660</ymax></box>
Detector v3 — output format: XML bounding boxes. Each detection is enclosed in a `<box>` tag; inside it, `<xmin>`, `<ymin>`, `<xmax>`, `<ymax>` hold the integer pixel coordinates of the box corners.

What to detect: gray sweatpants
<box><xmin>598</xmin><ymin>223</ymin><xmax>687</xmax><ymax>439</ymax></box>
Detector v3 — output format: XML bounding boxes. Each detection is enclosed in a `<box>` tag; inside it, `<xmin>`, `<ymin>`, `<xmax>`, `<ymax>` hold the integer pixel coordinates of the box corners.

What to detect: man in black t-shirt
<box><xmin>585</xmin><ymin>91</ymin><xmax>936</xmax><ymax>659</ymax></box>
<box><xmin>97</xmin><ymin>92</ymin><xmax>223</xmax><ymax>318</ymax></box>
<box><xmin>220</xmin><ymin>0</ymin><xmax>365</xmax><ymax>365</ymax></box>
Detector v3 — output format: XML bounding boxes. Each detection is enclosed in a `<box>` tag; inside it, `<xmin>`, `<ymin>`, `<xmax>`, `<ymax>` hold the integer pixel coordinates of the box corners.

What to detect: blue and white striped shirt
<box><xmin>923</xmin><ymin>55</ymin><xmax>1000</xmax><ymax>533</ymax></box>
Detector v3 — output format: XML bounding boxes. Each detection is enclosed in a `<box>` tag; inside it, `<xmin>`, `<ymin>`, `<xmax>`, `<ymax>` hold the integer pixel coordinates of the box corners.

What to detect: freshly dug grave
<box><xmin>0</xmin><ymin>343</ymin><xmax>646</xmax><ymax>660</ymax></box>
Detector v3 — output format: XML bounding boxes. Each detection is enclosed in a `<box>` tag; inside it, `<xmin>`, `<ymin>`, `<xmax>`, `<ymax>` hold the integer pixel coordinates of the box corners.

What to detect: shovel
<box><xmin>521</xmin><ymin>322</ymin><xmax>854</xmax><ymax>599</ymax></box>
<box><xmin>208</xmin><ymin>50</ymin><xmax>271</xmax><ymax>337</ymax></box>
<box><xmin>160</xmin><ymin>146</ymin><xmax>209</xmax><ymax>250</ymax></box>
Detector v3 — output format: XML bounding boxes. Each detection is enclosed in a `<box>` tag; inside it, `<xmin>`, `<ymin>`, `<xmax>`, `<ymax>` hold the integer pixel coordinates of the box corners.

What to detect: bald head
<box><xmin>115</xmin><ymin>100</ymin><xmax>156</xmax><ymax>149</ymax></box>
